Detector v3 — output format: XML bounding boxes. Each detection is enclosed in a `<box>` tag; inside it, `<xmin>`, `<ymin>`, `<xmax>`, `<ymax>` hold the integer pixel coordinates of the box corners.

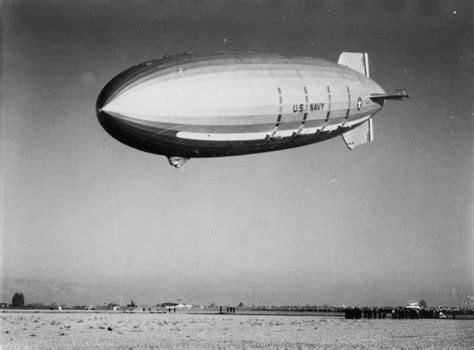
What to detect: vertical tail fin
<box><xmin>342</xmin><ymin>118</ymin><xmax>374</xmax><ymax>150</ymax></box>
<box><xmin>339</xmin><ymin>52</ymin><xmax>372</xmax><ymax>150</ymax></box>
<box><xmin>338</xmin><ymin>52</ymin><xmax>370</xmax><ymax>77</ymax></box>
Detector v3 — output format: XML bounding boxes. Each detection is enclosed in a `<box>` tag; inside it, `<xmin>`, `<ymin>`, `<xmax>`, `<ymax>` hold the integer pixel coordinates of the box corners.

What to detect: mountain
<box><xmin>0</xmin><ymin>276</ymin><xmax>244</xmax><ymax>307</ymax></box>
<box><xmin>1</xmin><ymin>277</ymin><xmax>212</xmax><ymax>307</ymax></box>
<box><xmin>3</xmin><ymin>277</ymin><xmax>127</xmax><ymax>307</ymax></box>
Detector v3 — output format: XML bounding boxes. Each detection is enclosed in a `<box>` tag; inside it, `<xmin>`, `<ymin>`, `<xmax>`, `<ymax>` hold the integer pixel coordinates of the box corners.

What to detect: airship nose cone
<box><xmin>99</xmin><ymin>99</ymin><xmax>123</xmax><ymax>117</ymax></box>
<box><xmin>96</xmin><ymin>77</ymin><xmax>113</xmax><ymax>116</ymax></box>
<box><xmin>96</xmin><ymin>77</ymin><xmax>123</xmax><ymax>136</ymax></box>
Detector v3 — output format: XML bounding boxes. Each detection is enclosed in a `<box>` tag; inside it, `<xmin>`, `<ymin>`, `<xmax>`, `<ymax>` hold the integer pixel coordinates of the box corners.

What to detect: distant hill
<box><xmin>1</xmin><ymin>277</ymin><xmax>139</xmax><ymax>307</ymax></box>
<box><xmin>0</xmin><ymin>277</ymin><xmax>239</xmax><ymax>307</ymax></box>
<box><xmin>1</xmin><ymin>277</ymin><xmax>466</xmax><ymax>308</ymax></box>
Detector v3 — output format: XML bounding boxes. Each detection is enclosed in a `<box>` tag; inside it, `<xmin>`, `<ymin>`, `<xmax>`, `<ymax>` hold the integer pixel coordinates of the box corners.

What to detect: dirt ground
<box><xmin>1</xmin><ymin>311</ymin><xmax>473</xmax><ymax>348</ymax></box>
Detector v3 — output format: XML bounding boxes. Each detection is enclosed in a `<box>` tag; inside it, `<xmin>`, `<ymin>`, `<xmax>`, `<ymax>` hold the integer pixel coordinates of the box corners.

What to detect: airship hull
<box><xmin>97</xmin><ymin>52</ymin><xmax>391</xmax><ymax>165</ymax></box>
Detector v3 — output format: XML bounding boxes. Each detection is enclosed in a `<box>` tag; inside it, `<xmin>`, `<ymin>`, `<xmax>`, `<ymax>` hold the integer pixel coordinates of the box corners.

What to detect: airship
<box><xmin>96</xmin><ymin>52</ymin><xmax>408</xmax><ymax>168</ymax></box>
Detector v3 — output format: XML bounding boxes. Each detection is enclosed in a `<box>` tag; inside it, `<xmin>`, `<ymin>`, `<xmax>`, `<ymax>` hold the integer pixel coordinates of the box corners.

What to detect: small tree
<box><xmin>238</xmin><ymin>302</ymin><xmax>245</xmax><ymax>308</ymax></box>
<box><xmin>12</xmin><ymin>293</ymin><xmax>25</xmax><ymax>308</ymax></box>
<box><xmin>419</xmin><ymin>299</ymin><xmax>427</xmax><ymax>308</ymax></box>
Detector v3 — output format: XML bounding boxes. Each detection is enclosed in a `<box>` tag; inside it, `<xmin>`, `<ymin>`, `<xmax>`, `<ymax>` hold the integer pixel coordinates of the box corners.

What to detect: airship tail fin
<box><xmin>342</xmin><ymin>118</ymin><xmax>374</xmax><ymax>150</ymax></box>
<box><xmin>338</xmin><ymin>52</ymin><xmax>370</xmax><ymax>77</ymax></box>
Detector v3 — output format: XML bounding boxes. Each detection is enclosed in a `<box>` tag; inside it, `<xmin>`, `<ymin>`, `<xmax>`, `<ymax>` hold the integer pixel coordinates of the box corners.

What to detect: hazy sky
<box><xmin>2</xmin><ymin>0</ymin><xmax>473</xmax><ymax>306</ymax></box>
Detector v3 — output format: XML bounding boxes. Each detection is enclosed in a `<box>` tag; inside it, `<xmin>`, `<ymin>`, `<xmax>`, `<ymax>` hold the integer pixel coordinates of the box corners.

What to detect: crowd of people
<box><xmin>344</xmin><ymin>307</ymin><xmax>453</xmax><ymax>319</ymax></box>
<box><xmin>344</xmin><ymin>307</ymin><xmax>389</xmax><ymax>319</ymax></box>
<box><xmin>220</xmin><ymin>306</ymin><xmax>236</xmax><ymax>314</ymax></box>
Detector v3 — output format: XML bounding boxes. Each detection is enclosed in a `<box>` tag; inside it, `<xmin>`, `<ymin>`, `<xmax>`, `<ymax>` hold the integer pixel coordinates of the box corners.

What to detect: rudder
<box><xmin>342</xmin><ymin>118</ymin><xmax>374</xmax><ymax>150</ymax></box>
<box><xmin>338</xmin><ymin>52</ymin><xmax>370</xmax><ymax>77</ymax></box>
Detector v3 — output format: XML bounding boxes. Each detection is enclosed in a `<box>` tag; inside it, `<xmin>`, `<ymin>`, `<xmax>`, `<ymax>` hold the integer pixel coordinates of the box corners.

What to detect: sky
<box><xmin>2</xmin><ymin>0</ymin><xmax>473</xmax><ymax>307</ymax></box>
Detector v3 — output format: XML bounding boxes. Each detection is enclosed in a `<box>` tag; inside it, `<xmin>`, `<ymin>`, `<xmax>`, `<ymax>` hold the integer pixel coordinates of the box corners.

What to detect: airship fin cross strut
<box><xmin>97</xmin><ymin>52</ymin><xmax>408</xmax><ymax>167</ymax></box>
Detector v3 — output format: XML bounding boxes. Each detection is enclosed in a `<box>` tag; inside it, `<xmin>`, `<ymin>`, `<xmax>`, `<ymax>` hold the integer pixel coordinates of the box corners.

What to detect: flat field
<box><xmin>1</xmin><ymin>311</ymin><xmax>473</xmax><ymax>348</ymax></box>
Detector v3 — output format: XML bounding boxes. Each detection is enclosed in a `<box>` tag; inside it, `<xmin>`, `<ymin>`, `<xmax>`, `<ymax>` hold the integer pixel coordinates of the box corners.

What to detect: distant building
<box><xmin>161</xmin><ymin>302</ymin><xmax>178</xmax><ymax>307</ymax></box>
<box><xmin>405</xmin><ymin>303</ymin><xmax>421</xmax><ymax>310</ymax></box>
<box><xmin>108</xmin><ymin>303</ymin><xmax>120</xmax><ymax>310</ymax></box>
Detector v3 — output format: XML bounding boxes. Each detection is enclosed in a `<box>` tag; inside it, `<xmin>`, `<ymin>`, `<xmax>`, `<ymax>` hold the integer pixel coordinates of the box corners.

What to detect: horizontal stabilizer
<box><xmin>371</xmin><ymin>89</ymin><xmax>409</xmax><ymax>103</ymax></box>
<box><xmin>342</xmin><ymin>118</ymin><xmax>374</xmax><ymax>150</ymax></box>
<box><xmin>338</xmin><ymin>52</ymin><xmax>370</xmax><ymax>77</ymax></box>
